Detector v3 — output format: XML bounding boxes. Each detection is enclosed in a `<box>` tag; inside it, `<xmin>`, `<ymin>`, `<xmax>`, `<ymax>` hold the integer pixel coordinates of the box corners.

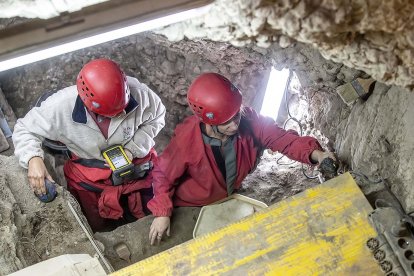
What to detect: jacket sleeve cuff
<box><xmin>304</xmin><ymin>140</ymin><xmax>323</xmax><ymax>164</ymax></box>
<box><xmin>21</xmin><ymin>153</ymin><xmax>44</xmax><ymax>169</ymax></box>
<box><xmin>124</xmin><ymin>139</ymin><xmax>152</xmax><ymax>159</ymax></box>
<box><xmin>152</xmin><ymin>209</ymin><xmax>172</xmax><ymax>217</ymax></box>
<box><xmin>147</xmin><ymin>196</ymin><xmax>173</xmax><ymax>217</ymax></box>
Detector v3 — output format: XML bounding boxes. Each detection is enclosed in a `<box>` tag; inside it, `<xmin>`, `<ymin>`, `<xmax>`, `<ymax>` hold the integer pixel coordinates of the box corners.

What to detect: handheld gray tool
<box><xmin>36</xmin><ymin>179</ymin><xmax>57</xmax><ymax>203</ymax></box>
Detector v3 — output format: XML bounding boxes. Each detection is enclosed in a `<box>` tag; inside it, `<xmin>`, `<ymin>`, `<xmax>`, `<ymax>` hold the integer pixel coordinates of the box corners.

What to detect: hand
<box><xmin>28</xmin><ymin>157</ymin><xmax>55</xmax><ymax>196</ymax></box>
<box><xmin>124</xmin><ymin>148</ymin><xmax>133</xmax><ymax>161</ymax></box>
<box><xmin>149</xmin><ymin>216</ymin><xmax>170</xmax><ymax>245</ymax></box>
<box><xmin>310</xmin><ymin>149</ymin><xmax>336</xmax><ymax>164</ymax></box>
<box><xmin>311</xmin><ymin>150</ymin><xmax>339</xmax><ymax>180</ymax></box>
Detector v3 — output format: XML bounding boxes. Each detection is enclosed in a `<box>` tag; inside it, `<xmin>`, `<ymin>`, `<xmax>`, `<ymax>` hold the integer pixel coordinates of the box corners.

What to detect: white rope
<box><xmin>66</xmin><ymin>199</ymin><xmax>114</xmax><ymax>273</ymax></box>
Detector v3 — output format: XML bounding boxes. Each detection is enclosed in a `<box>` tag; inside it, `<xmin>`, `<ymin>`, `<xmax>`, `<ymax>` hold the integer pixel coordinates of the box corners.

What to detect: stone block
<box><xmin>0</xmin><ymin>88</ymin><xmax>17</xmax><ymax>131</ymax></box>
<box><xmin>0</xmin><ymin>128</ymin><xmax>9</xmax><ymax>153</ymax></box>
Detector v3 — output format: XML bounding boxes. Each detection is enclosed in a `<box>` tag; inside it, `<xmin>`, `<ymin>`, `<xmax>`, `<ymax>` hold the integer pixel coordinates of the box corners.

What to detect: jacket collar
<box><xmin>72</xmin><ymin>95</ymin><xmax>139</xmax><ymax>124</ymax></box>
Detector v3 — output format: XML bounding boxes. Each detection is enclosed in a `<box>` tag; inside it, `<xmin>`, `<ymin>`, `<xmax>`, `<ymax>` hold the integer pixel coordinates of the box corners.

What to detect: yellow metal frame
<box><xmin>112</xmin><ymin>173</ymin><xmax>381</xmax><ymax>275</ymax></box>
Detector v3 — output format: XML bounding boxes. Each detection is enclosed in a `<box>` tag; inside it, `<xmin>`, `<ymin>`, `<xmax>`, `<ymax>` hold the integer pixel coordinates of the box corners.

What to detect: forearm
<box><xmin>274</xmin><ymin>134</ymin><xmax>322</xmax><ymax>164</ymax></box>
<box><xmin>147</xmin><ymin>165</ymin><xmax>176</xmax><ymax>217</ymax></box>
<box><xmin>124</xmin><ymin>131</ymin><xmax>155</xmax><ymax>158</ymax></box>
<box><xmin>13</xmin><ymin>120</ymin><xmax>45</xmax><ymax>168</ymax></box>
<box><xmin>12</xmin><ymin>102</ymin><xmax>62</xmax><ymax>168</ymax></box>
<box><xmin>124</xmin><ymin>103</ymin><xmax>165</xmax><ymax>158</ymax></box>
<box><xmin>147</xmin><ymin>151</ymin><xmax>185</xmax><ymax>216</ymax></box>
<box><xmin>250</xmin><ymin>111</ymin><xmax>322</xmax><ymax>164</ymax></box>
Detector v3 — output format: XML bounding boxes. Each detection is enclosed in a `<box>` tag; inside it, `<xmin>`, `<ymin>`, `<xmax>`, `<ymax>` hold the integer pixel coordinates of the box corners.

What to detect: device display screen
<box><xmin>104</xmin><ymin>147</ymin><xmax>130</xmax><ymax>170</ymax></box>
<box><xmin>112</xmin><ymin>155</ymin><xmax>128</xmax><ymax>169</ymax></box>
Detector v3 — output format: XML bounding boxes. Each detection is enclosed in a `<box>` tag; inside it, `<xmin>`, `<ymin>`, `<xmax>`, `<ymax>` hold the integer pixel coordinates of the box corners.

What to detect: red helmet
<box><xmin>76</xmin><ymin>59</ymin><xmax>130</xmax><ymax>117</ymax></box>
<box><xmin>187</xmin><ymin>73</ymin><xmax>242</xmax><ymax>125</ymax></box>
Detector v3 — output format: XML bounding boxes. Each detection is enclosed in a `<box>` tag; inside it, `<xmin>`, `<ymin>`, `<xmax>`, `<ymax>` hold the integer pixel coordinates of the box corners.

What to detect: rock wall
<box><xmin>3</xmin><ymin>0</ymin><xmax>414</xmax><ymax>90</ymax></box>
<box><xmin>0</xmin><ymin>32</ymin><xmax>360</xmax><ymax>143</ymax></box>
<box><xmin>263</xmin><ymin>42</ymin><xmax>363</xmax><ymax>143</ymax></box>
<box><xmin>0</xmin><ymin>155</ymin><xmax>98</xmax><ymax>275</ymax></box>
<box><xmin>157</xmin><ymin>0</ymin><xmax>414</xmax><ymax>90</ymax></box>
<box><xmin>336</xmin><ymin>84</ymin><xmax>414</xmax><ymax>213</ymax></box>
<box><xmin>0</xmin><ymin>33</ymin><xmax>269</xmax><ymax>150</ymax></box>
<box><xmin>0</xmin><ymin>173</ymin><xmax>25</xmax><ymax>275</ymax></box>
<box><xmin>2</xmin><ymin>0</ymin><xmax>414</xmax><ymax>271</ymax></box>
<box><xmin>2</xmin><ymin>26</ymin><xmax>414</xmax><ymax>213</ymax></box>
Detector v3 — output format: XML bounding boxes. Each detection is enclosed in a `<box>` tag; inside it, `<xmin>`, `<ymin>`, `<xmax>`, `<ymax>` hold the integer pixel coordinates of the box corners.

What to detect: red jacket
<box><xmin>147</xmin><ymin>108</ymin><xmax>321</xmax><ymax>217</ymax></box>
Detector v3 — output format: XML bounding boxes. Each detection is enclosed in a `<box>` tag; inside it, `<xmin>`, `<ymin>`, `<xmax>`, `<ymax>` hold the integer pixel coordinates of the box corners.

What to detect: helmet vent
<box><xmin>191</xmin><ymin>103</ymin><xmax>203</xmax><ymax>114</ymax></box>
<box><xmin>90</xmin><ymin>93</ymin><xmax>94</xmax><ymax>97</ymax></box>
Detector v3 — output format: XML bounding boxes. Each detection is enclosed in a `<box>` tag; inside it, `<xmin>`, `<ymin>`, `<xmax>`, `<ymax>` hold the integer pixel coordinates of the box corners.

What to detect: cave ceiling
<box><xmin>1</xmin><ymin>0</ymin><xmax>413</xmax><ymax>91</ymax></box>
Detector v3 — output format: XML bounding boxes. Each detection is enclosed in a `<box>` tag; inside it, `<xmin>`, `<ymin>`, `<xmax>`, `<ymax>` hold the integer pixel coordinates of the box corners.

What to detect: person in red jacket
<box><xmin>147</xmin><ymin>72</ymin><xmax>335</xmax><ymax>244</ymax></box>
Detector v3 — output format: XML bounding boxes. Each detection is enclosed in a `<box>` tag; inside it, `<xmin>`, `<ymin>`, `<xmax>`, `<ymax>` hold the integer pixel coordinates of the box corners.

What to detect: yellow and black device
<box><xmin>102</xmin><ymin>145</ymin><xmax>134</xmax><ymax>185</ymax></box>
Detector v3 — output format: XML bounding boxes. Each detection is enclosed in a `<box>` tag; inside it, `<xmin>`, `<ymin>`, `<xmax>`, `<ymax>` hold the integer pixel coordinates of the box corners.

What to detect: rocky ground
<box><xmin>0</xmin><ymin>155</ymin><xmax>97</xmax><ymax>275</ymax></box>
<box><xmin>0</xmin><ymin>147</ymin><xmax>320</xmax><ymax>274</ymax></box>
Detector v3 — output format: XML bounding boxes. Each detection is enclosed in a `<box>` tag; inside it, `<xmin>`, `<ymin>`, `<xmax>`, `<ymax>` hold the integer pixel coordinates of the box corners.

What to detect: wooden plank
<box><xmin>0</xmin><ymin>0</ymin><xmax>213</xmax><ymax>58</ymax></box>
<box><xmin>112</xmin><ymin>173</ymin><xmax>381</xmax><ymax>275</ymax></box>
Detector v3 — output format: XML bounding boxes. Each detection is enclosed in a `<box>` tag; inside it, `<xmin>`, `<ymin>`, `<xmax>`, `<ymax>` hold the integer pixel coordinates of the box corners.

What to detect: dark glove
<box><xmin>36</xmin><ymin>179</ymin><xmax>57</xmax><ymax>203</ymax></box>
<box><xmin>319</xmin><ymin>158</ymin><xmax>339</xmax><ymax>181</ymax></box>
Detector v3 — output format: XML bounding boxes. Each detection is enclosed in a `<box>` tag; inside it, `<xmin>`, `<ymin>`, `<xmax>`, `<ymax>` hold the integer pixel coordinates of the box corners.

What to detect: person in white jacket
<box><xmin>13</xmin><ymin>58</ymin><xmax>166</xmax><ymax>232</ymax></box>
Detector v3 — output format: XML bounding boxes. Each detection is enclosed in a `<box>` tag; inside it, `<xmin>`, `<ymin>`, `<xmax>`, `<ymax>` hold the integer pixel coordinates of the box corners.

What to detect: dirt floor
<box><xmin>0</xmin><ymin>148</ymin><xmax>321</xmax><ymax>274</ymax></box>
<box><xmin>92</xmin><ymin>151</ymin><xmax>321</xmax><ymax>271</ymax></box>
<box><xmin>239</xmin><ymin>150</ymin><xmax>320</xmax><ymax>205</ymax></box>
<box><xmin>0</xmin><ymin>155</ymin><xmax>98</xmax><ymax>275</ymax></box>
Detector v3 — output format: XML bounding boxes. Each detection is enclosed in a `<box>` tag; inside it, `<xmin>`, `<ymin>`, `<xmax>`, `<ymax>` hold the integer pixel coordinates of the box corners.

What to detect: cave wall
<box><xmin>0</xmin><ymin>29</ymin><xmax>365</xmax><ymax>152</ymax></box>
<box><xmin>4</xmin><ymin>0</ymin><xmax>414</xmax><ymax>91</ymax></box>
<box><xmin>157</xmin><ymin>0</ymin><xmax>414</xmax><ymax>91</ymax></box>
<box><xmin>2</xmin><ymin>25</ymin><xmax>414</xmax><ymax>213</ymax></box>
<box><xmin>335</xmin><ymin>84</ymin><xmax>414</xmax><ymax>213</ymax></box>
<box><xmin>0</xmin><ymin>155</ymin><xmax>98</xmax><ymax>275</ymax></box>
<box><xmin>0</xmin><ymin>33</ymin><xmax>269</xmax><ymax>150</ymax></box>
<box><xmin>2</xmin><ymin>1</ymin><xmax>414</xmax><ymax>272</ymax></box>
<box><xmin>0</xmin><ymin>31</ymin><xmax>360</xmax><ymax>149</ymax></box>
<box><xmin>263</xmin><ymin>42</ymin><xmax>364</xmax><ymax>143</ymax></box>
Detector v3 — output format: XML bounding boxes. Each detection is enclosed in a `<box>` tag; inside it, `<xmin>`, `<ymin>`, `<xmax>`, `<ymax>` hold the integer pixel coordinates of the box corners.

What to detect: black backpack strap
<box><xmin>73</xmin><ymin>158</ymin><xmax>107</xmax><ymax>169</ymax></box>
<box><xmin>211</xmin><ymin>146</ymin><xmax>226</xmax><ymax>180</ymax></box>
<box><xmin>78</xmin><ymin>182</ymin><xmax>104</xmax><ymax>192</ymax></box>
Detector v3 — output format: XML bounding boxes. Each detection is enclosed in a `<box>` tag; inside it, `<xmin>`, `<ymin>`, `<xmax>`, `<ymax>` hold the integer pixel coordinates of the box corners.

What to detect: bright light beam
<box><xmin>0</xmin><ymin>5</ymin><xmax>210</xmax><ymax>72</ymax></box>
<box><xmin>260</xmin><ymin>67</ymin><xmax>290</xmax><ymax>121</ymax></box>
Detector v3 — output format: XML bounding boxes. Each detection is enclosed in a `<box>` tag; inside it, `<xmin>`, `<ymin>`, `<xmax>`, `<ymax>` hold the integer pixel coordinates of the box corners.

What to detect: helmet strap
<box><xmin>212</xmin><ymin>125</ymin><xmax>225</xmax><ymax>136</ymax></box>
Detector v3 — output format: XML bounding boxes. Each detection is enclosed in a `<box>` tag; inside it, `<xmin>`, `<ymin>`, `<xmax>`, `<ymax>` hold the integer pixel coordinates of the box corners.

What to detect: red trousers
<box><xmin>64</xmin><ymin>149</ymin><xmax>156</xmax><ymax>232</ymax></box>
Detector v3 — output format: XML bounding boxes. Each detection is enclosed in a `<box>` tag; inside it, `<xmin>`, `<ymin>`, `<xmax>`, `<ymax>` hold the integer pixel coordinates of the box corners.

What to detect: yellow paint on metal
<box><xmin>112</xmin><ymin>173</ymin><xmax>381</xmax><ymax>275</ymax></box>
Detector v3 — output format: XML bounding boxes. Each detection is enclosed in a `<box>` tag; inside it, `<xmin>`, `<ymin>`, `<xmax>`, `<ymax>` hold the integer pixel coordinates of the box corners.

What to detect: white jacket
<box><xmin>13</xmin><ymin>76</ymin><xmax>166</xmax><ymax>168</ymax></box>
